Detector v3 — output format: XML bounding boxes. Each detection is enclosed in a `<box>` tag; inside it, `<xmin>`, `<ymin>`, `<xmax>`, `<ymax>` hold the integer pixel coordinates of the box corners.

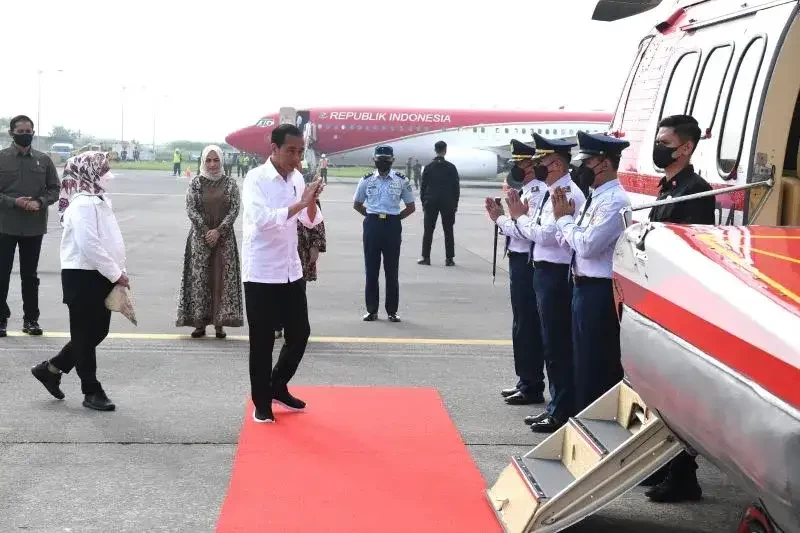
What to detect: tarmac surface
<box><xmin>0</xmin><ymin>169</ymin><xmax>752</xmax><ymax>532</ymax></box>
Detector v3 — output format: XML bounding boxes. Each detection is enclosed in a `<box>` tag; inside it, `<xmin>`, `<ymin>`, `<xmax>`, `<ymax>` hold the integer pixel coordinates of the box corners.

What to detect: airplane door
<box><xmin>279</xmin><ymin>107</ymin><xmax>296</xmax><ymax>125</ymax></box>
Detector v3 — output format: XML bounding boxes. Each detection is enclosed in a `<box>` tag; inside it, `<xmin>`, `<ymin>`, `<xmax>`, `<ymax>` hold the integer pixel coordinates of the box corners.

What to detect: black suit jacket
<box><xmin>649</xmin><ymin>165</ymin><xmax>716</xmax><ymax>224</ymax></box>
<box><xmin>420</xmin><ymin>156</ymin><xmax>460</xmax><ymax>210</ymax></box>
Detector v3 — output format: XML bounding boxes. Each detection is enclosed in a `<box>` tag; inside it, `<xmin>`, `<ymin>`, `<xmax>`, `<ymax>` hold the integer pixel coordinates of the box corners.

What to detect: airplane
<box><xmin>485</xmin><ymin>1</ymin><xmax>800</xmax><ymax>533</ymax></box>
<box><xmin>224</xmin><ymin>106</ymin><xmax>613</xmax><ymax>180</ymax></box>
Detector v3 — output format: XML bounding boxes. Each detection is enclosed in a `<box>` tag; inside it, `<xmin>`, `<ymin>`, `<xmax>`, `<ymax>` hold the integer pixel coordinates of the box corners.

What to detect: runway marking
<box><xmin>4</xmin><ymin>331</ymin><xmax>511</xmax><ymax>345</ymax></box>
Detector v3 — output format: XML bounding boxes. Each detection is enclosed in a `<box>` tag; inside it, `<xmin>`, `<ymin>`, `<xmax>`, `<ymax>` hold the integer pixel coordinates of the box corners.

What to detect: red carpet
<box><xmin>216</xmin><ymin>386</ymin><xmax>502</xmax><ymax>533</ymax></box>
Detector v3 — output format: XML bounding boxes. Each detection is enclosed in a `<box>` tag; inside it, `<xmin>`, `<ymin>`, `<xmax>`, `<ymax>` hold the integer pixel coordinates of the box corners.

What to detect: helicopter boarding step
<box><xmin>486</xmin><ymin>379</ymin><xmax>684</xmax><ymax>533</ymax></box>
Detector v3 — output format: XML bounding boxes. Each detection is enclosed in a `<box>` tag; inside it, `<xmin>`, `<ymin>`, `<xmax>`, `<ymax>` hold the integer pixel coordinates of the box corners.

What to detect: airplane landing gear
<box><xmin>738</xmin><ymin>505</ymin><xmax>774</xmax><ymax>533</ymax></box>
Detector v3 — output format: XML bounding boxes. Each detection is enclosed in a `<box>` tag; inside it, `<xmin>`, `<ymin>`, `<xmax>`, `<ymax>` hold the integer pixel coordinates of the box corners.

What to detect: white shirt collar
<box><xmin>547</xmin><ymin>173</ymin><xmax>572</xmax><ymax>192</ymax></box>
<box><xmin>522</xmin><ymin>179</ymin><xmax>538</xmax><ymax>193</ymax></box>
<box><xmin>592</xmin><ymin>178</ymin><xmax>620</xmax><ymax>196</ymax></box>
<box><xmin>264</xmin><ymin>157</ymin><xmax>301</xmax><ymax>183</ymax></box>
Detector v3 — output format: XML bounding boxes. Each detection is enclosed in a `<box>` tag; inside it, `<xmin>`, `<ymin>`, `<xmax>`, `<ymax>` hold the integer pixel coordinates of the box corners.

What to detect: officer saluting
<box><xmin>485</xmin><ymin>139</ymin><xmax>547</xmax><ymax>407</ymax></box>
<box><xmin>506</xmin><ymin>133</ymin><xmax>586</xmax><ymax>433</ymax></box>
<box><xmin>353</xmin><ymin>146</ymin><xmax>416</xmax><ymax>322</ymax></box>
<box><xmin>552</xmin><ymin>131</ymin><xmax>631</xmax><ymax>415</ymax></box>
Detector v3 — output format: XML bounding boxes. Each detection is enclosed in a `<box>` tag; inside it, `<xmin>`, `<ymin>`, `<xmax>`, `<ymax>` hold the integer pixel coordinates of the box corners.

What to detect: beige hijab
<box><xmin>199</xmin><ymin>145</ymin><xmax>224</xmax><ymax>180</ymax></box>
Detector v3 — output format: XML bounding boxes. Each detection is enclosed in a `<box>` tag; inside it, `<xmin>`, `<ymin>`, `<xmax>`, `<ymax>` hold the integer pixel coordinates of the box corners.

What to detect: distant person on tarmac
<box><xmin>0</xmin><ymin>115</ymin><xmax>60</xmax><ymax>337</ymax></box>
<box><xmin>319</xmin><ymin>154</ymin><xmax>328</xmax><ymax>184</ymax></box>
<box><xmin>31</xmin><ymin>151</ymin><xmax>126</xmax><ymax>412</ymax></box>
<box><xmin>172</xmin><ymin>149</ymin><xmax>182</xmax><ymax>176</ymax></box>
<box><xmin>418</xmin><ymin>140</ymin><xmax>460</xmax><ymax>267</ymax></box>
<box><xmin>412</xmin><ymin>158</ymin><xmax>422</xmax><ymax>189</ymax></box>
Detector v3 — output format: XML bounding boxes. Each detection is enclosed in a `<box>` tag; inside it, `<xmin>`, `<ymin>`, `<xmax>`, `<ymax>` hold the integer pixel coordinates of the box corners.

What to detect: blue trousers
<box><xmin>363</xmin><ymin>214</ymin><xmax>402</xmax><ymax>314</ymax></box>
<box><xmin>533</xmin><ymin>262</ymin><xmax>575</xmax><ymax>421</ymax></box>
<box><xmin>572</xmin><ymin>278</ymin><xmax>623</xmax><ymax>413</ymax></box>
<box><xmin>508</xmin><ymin>252</ymin><xmax>545</xmax><ymax>395</ymax></box>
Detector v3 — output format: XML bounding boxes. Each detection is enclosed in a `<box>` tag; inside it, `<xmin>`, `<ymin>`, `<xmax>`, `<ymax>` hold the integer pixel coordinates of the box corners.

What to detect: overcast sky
<box><xmin>3</xmin><ymin>0</ymin><xmax>655</xmax><ymax>144</ymax></box>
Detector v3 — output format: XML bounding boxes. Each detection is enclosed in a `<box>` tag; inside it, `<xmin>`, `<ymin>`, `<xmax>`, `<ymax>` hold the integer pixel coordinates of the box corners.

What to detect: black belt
<box><xmin>573</xmin><ymin>276</ymin><xmax>612</xmax><ymax>286</ymax></box>
<box><xmin>367</xmin><ymin>213</ymin><xmax>399</xmax><ymax>219</ymax></box>
<box><xmin>507</xmin><ymin>251</ymin><xmax>529</xmax><ymax>257</ymax></box>
<box><xmin>533</xmin><ymin>261</ymin><xmax>569</xmax><ymax>269</ymax></box>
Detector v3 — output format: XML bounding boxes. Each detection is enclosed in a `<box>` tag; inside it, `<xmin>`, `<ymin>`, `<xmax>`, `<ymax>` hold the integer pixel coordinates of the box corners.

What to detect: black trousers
<box><xmin>533</xmin><ymin>262</ymin><xmax>575</xmax><ymax>421</ymax></box>
<box><xmin>572</xmin><ymin>277</ymin><xmax>624</xmax><ymax>413</ymax></box>
<box><xmin>508</xmin><ymin>252</ymin><xmax>545</xmax><ymax>395</ymax></box>
<box><xmin>421</xmin><ymin>203</ymin><xmax>455</xmax><ymax>260</ymax></box>
<box><xmin>363</xmin><ymin>214</ymin><xmax>401</xmax><ymax>315</ymax></box>
<box><xmin>244</xmin><ymin>280</ymin><xmax>310</xmax><ymax>412</ymax></box>
<box><xmin>50</xmin><ymin>270</ymin><xmax>114</xmax><ymax>395</ymax></box>
<box><xmin>0</xmin><ymin>233</ymin><xmax>44</xmax><ymax>322</ymax></box>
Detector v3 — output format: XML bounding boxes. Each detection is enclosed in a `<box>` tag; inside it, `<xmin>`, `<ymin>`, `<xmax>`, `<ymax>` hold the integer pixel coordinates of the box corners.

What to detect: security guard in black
<box><xmin>418</xmin><ymin>140</ymin><xmax>460</xmax><ymax>266</ymax></box>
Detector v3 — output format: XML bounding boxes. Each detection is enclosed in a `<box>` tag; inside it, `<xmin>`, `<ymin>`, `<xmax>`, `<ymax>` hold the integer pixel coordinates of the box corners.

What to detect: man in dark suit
<box><xmin>644</xmin><ymin>114</ymin><xmax>714</xmax><ymax>503</ymax></box>
<box><xmin>649</xmin><ymin>115</ymin><xmax>716</xmax><ymax>225</ymax></box>
<box><xmin>418</xmin><ymin>141</ymin><xmax>460</xmax><ymax>266</ymax></box>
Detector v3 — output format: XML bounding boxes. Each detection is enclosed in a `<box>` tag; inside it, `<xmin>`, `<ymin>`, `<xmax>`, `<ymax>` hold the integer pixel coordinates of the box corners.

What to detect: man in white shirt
<box><xmin>242</xmin><ymin>124</ymin><xmax>324</xmax><ymax>424</ymax></box>
<box><xmin>505</xmin><ymin>133</ymin><xmax>585</xmax><ymax>434</ymax></box>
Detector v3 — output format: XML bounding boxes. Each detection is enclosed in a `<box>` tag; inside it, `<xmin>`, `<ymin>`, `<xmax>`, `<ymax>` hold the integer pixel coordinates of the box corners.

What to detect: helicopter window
<box><xmin>718</xmin><ymin>36</ymin><xmax>767</xmax><ymax>177</ymax></box>
<box><xmin>690</xmin><ymin>44</ymin><xmax>733</xmax><ymax>136</ymax></box>
<box><xmin>659</xmin><ymin>51</ymin><xmax>700</xmax><ymax>123</ymax></box>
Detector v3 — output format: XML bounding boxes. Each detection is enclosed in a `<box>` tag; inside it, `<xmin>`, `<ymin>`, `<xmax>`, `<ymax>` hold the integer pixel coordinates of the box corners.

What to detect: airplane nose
<box><xmin>225</xmin><ymin>127</ymin><xmax>251</xmax><ymax>150</ymax></box>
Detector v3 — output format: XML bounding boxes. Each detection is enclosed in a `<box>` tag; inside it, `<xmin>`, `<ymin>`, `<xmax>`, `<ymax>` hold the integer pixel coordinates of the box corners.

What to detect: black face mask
<box><xmin>573</xmin><ymin>164</ymin><xmax>596</xmax><ymax>191</ymax></box>
<box><xmin>12</xmin><ymin>133</ymin><xmax>33</xmax><ymax>148</ymax></box>
<box><xmin>510</xmin><ymin>165</ymin><xmax>525</xmax><ymax>183</ymax></box>
<box><xmin>653</xmin><ymin>143</ymin><xmax>678</xmax><ymax>169</ymax></box>
<box><xmin>533</xmin><ymin>164</ymin><xmax>549</xmax><ymax>180</ymax></box>
<box><xmin>375</xmin><ymin>160</ymin><xmax>392</xmax><ymax>173</ymax></box>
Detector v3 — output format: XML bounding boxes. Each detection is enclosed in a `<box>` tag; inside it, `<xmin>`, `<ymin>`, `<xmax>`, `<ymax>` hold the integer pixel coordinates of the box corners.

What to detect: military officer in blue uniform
<box><xmin>552</xmin><ymin>131</ymin><xmax>632</xmax><ymax>415</ymax></box>
<box><xmin>485</xmin><ymin>139</ymin><xmax>547</xmax><ymax>406</ymax></box>
<box><xmin>353</xmin><ymin>146</ymin><xmax>416</xmax><ymax>322</ymax></box>
<box><xmin>505</xmin><ymin>133</ymin><xmax>586</xmax><ymax>433</ymax></box>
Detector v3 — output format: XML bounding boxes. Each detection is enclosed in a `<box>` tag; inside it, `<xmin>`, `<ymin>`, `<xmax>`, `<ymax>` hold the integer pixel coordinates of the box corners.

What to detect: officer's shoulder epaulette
<box><xmin>394</xmin><ymin>172</ymin><xmax>408</xmax><ymax>180</ymax></box>
<box><xmin>361</xmin><ymin>172</ymin><xmax>374</xmax><ymax>179</ymax></box>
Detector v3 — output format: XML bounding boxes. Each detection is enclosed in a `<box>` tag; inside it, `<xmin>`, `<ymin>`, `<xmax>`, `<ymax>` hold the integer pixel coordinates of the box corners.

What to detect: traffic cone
<box><xmin>185</xmin><ymin>168</ymin><xmax>191</xmax><ymax>177</ymax></box>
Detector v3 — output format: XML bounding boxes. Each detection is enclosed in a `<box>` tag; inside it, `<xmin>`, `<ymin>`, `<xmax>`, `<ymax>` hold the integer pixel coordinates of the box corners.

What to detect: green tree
<box><xmin>50</xmin><ymin>125</ymin><xmax>77</xmax><ymax>143</ymax></box>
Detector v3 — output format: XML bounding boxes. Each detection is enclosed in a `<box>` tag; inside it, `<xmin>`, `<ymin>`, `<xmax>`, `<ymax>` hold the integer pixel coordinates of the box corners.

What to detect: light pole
<box><xmin>35</xmin><ymin>69</ymin><xmax>64</xmax><ymax>150</ymax></box>
<box><xmin>121</xmin><ymin>85</ymin><xmax>126</xmax><ymax>146</ymax></box>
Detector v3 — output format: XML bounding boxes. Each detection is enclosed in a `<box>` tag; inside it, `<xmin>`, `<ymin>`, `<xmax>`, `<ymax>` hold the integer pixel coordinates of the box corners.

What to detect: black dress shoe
<box><xmin>417</xmin><ymin>257</ymin><xmax>430</xmax><ymax>265</ymax></box>
<box><xmin>0</xmin><ymin>319</ymin><xmax>7</xmax><ymax>338</ymax></box>
<box><xmin>445</xmin><ymin>258</ymin><xmax>455</xmax><ymax>266</ymax></box>
<box><xmin>645</xmin><ymin>474</ymin><xmax>702</xmax><ymax>503</ymax></box>
<box><xmin>387</xmin><ymin>313</ymin><xmax>401</xmax><ymax>323</ymax></box>
<box><xmin>273</xmin><ymin>389</ymin><xmax>306</xmax><ymax>411</ymax></box>
<box><xmin>83</xmin><ymin>391</ymin><xmax>115</xmax><ymax>412</ymax></box>
<box><xmin>23</xmin><ymin>320</ymin><xmax>43</xmax><ymax>336</ymax></box>
<box><xmin>504</xmin><ymin>391</ymin><xmax>541</xmax><ymax>405</ymax></box>
<box><xmin>530</xmin><ymin>415</ymin><xmax>565</xmax><ymax>433</ymax></box>
<box><xmin>253</xmin><ymin>406</ymin><xmax>275</xmax><ymax>423</ymax></box>
<box><xmin>362</xmin><ymin>312</ymin><xmax>378</xmax><ymax>322</ymax></box>
<box><xmin>523</xmin><ymin>411</ymin><xmax>550</xmax><ymax>425</ymax></box>
<box><xmin>191</xmin><ymin>327</ymin><xmax>206</xmax><ymax>338</ymax></box>
<box><xmin>501</xmin><ymin>387</ymin><xmax>519</xmax><ymax>398</ymax></box>
<box><xmin>31</xmin><ymin>361</ymin><xmax>65</xmax><ymax>400</ymax></box>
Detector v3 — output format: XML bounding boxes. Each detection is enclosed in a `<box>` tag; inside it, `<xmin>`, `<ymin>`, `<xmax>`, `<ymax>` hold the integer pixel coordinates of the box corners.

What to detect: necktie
<box><xmin>570</xmin><ymin>192</ymin><xmax>593</xmax><ymax>277</ymax></box>
<box><xmin>529</xmin><ymin>190</ymin><xmax>550</xmax><ymax>261</ymax></box>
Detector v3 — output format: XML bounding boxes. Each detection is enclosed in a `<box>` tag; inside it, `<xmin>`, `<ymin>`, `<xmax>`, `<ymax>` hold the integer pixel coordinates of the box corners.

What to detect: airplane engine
<box><xmin>438</xmin><ymin>148</ymin><xmax>502</xmax><ymax>181</ymax></box>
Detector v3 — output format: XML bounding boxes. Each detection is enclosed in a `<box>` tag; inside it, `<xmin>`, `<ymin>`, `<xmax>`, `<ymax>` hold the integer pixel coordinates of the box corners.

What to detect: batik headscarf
<box><xmin>58</xmin><ymin>151</ymin><xmax>111</xmax><ymax>224</ymax></box>
<box><xmin>199</xmin><ymin>145</ymin><xmax>224</xmax><ymax>181</ymax></box>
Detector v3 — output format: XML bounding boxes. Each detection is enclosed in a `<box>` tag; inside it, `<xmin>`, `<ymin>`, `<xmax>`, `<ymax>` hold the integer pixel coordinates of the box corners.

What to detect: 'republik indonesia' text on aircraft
<box><xmin>224</xmin><ymin>106</ymin><xmax>613</xmax><ymax>179</ymax></box>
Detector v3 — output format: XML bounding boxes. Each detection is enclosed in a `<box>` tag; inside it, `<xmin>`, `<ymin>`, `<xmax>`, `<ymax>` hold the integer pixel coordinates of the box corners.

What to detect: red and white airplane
<box><xmin>224</xmin><ymin>106</ymin><xmax>612</xmax><ymax>179</ymax></box>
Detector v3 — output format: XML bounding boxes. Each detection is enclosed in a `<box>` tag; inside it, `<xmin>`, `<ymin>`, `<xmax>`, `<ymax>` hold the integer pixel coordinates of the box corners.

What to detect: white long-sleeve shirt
<box><xmin>60</xmin><ymin>194</ymin><xmax>127</xmax><ymax>283</ymax></box>
<box><xmin>241</xmin><ymin>159</ymin><xmax>323</xmax><ymax>284</ymax></box>
<box><xmin>515</xmin><ymin>173</ymin><xmax>586</xmax><ymax>264</ymax></box>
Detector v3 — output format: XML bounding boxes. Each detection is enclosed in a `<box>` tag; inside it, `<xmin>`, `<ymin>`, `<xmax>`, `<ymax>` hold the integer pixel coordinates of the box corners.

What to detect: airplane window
<box><xmin>341</xmin><ymin>125</ymin><xmax>346</xmax><ymax>130</ymax></box>
<box><xmin>356</xmin><ymin>125</ymin><xmax>363</xmax><ymax>130</ymax></box>
<box><xmin>537</xmin><ymin>129</ymin><xmax>542</xmax><ymax>134</ymax></box>
<box><xmin>659</xmin><ymin>51</ymin><xmax>700</xmax><ymax>122</ymax></box>
<box><xmin>424</xmin><ymin>127</ymin><xmax>429</xmax><ymax>131</ymax></box>
<box><xmin>505</xmin><ymin>128</ymin><xmax>509</xmax><ymax>134</ymax></box>
<box><xmin>719</xmin><ymin>37</ymin><xmax>767</xmax><ymax>177</ymax></box>
<box><xmin>349</xmin><ymin>124</ymin><xmax>355</xmax><ymax>129</ymax></box>
<box><xmin>522</xmin><ymin>128</ymin><xmax>526</xmax><ymax>134</ymax></box>
<box><xmin>496</xmin><ymin>128</ymin><xmax>500</xmax><ymax>133</ymax></box>
<box><xmin>481</xmin><ymin>127</ymin><xmax>485</xmax><ymax>133</ymax></box>
<box><xmin>473</xmin><ymin>127</ymin><xmax>477</xmax><ymax>133</ymax></box>
<box><xmin>382</xmin><ymin>125</ymin><xmax>387</xmax><ymax>130</ymax></box>
<box><xmin>546</xmin><ymin>129</ymin><xmax>550</xmax><ymax>134</ymax></box>
<box><xmin>690</xmin><ymin>44</ymin><xmax>733</xmax><ymax>135</ymax></box>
